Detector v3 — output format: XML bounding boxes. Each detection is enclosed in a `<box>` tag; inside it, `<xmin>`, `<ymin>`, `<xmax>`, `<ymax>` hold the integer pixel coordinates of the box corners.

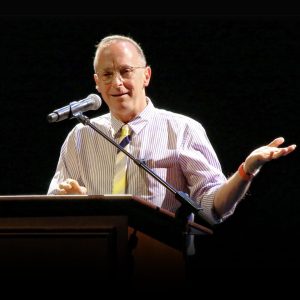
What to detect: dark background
<box><xmin>0</xmin><ymin>14</ymin><xmax>299</xmax><ymax>268</ymax></box>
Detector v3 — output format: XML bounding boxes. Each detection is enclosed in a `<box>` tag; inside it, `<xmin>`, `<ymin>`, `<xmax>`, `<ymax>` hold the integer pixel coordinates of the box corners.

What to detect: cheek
<box><xmin>124</xmin><ymin>82</ymin><xmax>134</xmax><ymax>90</ymax></box>
<box><xmin>97</xmin><ymin>83</ymin><xmax>111</xmax><ymax>95</ymax></box>
<box><xmin>104</xmin><ymin>84</ymin><xmax>111</xmax><ymax>93</ymax></box>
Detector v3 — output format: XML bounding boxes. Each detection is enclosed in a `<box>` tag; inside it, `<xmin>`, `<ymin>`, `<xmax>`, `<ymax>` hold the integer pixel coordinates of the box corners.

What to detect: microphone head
<box><xmin>86</xmin><ymin>93</ymin><xmax>102</xmax><ymax>110</ymax></box>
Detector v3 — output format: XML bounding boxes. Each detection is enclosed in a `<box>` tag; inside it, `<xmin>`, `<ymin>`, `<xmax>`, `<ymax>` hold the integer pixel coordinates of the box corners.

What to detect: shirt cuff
<box><xmin>197</xmin><ymin>186</ymin><xmax>237</xmax><ymax>225</ymax></box>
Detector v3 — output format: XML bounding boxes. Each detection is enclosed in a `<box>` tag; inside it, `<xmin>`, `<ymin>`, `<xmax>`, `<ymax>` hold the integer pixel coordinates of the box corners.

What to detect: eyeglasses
<box><xmin>97</xmin><ymin>65</ymin><xmax>147</xmax><ymax>84</ymax></box>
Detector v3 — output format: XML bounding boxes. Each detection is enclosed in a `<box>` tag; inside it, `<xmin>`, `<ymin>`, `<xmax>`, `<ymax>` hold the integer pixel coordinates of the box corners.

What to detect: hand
<box><xmin>56</xmin><ymin>178</ymin><xmax>87</xmax><ymax>195</ymax></box>
<box><xmin>244</xmin><ymin>137</ymin><xmax>296</xmax><ymax>174</ymax></box>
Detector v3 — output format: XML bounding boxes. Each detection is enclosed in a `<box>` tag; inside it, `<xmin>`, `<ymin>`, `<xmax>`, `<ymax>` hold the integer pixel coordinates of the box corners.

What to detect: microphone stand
<box><xmin>73</xmin><ymin>112</ymin><xmax>203</xmax><ymax>225</ymax></box>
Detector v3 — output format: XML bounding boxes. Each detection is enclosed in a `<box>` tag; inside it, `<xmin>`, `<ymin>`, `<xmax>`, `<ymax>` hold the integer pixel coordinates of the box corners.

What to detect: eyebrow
<box><xmin>100</xmin><ymin>64</ymin><xmax>133</xmax><ymax>71</ymax></box>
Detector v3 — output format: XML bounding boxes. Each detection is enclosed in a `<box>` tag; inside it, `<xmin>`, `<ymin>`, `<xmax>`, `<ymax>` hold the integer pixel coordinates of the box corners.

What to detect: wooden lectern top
<box><xmin>0</xmin><ymin>194</ymin><xmax>212</xmax><ymax>232</ymax></box>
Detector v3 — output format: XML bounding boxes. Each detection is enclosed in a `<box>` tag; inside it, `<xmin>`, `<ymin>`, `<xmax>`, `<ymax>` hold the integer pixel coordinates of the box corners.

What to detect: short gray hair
<box><xmin>93</xmin><ymin>35</ymin><xmax>147</xmax><ymax>72</ymax></box>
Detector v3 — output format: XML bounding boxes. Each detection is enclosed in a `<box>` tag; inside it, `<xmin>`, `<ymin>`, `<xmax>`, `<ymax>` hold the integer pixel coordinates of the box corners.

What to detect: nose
<box><xmin>111</xmin><ymin>71</ymin><xmax>124</xmax><ymax>85</ymax></box>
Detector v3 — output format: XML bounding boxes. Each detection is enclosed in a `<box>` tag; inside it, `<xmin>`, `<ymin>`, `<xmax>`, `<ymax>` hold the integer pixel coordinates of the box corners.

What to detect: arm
<box><xmin>213</xmin><ymin>137</ymin><xmax>296</xmax><ymax>217</ymax></box>
<box><xmin>47</xmin><ymin>126</ymin><xmax>87</xmax><ymax>195</ymax></box>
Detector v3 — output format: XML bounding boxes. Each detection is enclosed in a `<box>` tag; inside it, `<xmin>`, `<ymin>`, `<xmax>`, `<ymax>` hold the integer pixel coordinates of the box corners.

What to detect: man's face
<box><xmin>94</xmin><ymin>41</ymin><xmax>151</xmax><ymax>123</ymax></box>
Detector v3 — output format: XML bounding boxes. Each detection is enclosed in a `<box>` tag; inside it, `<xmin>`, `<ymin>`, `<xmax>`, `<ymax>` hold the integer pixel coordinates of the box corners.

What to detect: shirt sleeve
<box><xmin>47</xmin><ymin>126</ymin><xmax>81</xmax><ymax>194</ymax></box>
<box><xmin>178</xmin><ymin>119</ymin><xmax>234</xmax><ymax>225</ymax></box>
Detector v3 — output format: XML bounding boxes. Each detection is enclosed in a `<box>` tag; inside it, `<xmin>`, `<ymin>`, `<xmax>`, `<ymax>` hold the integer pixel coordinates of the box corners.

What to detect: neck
<box><xmin>113</xmin><ymin>97</ymin><xmax>148</xmax><ymax>123</ymax></box>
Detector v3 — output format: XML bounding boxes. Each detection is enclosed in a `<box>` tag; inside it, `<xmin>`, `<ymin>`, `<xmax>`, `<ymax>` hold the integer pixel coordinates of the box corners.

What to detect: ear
<box><xmin>94</xmin><ymin>73</ymin><xmax>100</xmax><ymax>92</ymax></box>
<box><xmin>143</xmin><ymin>66</ymin><xmax>152</xmax><ymax>87</ymax></box>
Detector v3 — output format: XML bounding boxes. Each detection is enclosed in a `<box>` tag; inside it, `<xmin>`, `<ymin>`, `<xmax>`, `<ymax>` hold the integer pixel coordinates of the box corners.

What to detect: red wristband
<box><xmin>238</xmin><ymin>163</ymin><xmax>254</xmax><ymax>181</ymax></box>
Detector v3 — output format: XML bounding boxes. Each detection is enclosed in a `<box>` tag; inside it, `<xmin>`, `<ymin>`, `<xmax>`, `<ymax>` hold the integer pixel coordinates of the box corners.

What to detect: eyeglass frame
<box><xmin>96</xmin><ymin>65</ymin><xmax>148</xmax><ymax>84</ymax></box>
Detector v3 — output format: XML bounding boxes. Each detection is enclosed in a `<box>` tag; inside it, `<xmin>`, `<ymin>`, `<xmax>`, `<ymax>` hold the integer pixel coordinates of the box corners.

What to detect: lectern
<box><xmin>0</xmin><ymin>195</ymin><xmax>212</xmax><ymax>284</ymax></box>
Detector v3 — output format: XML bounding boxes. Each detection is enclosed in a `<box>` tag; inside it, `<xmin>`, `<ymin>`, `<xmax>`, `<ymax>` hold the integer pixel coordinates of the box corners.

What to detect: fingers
<box><xmin>55</xmin><ymin>188</ymin><xmax>67</xmax><ymax>195</ymax></box>
<box><xmin>267</xmin><ymin>137</ymin><xmax>285</xmax><ymax>147</ymax></box>
<box><xmin>269</xmin><ymin>148</ymin><xmax>286</xmax><ymax>160</ymax></box>
<box><xmin>287</xmin><ymin>144</ymin><xmax>297</xmax><ymax>153</ymax></box>
<box><xmin>273</xmin><ymin>144</ymin><xmax>297</xmax><ymax>158</ymax></box>
<box><xmin>245</xmin><ymin>138</ymin><xmax>296</xmax><ymax>172</ymax></box>
<box><xmin>265</xmin><ymin>137</ymin><xmax>297</xmax><ymax>159</ymax></box>
<box><xmin>257</xmin><ymin>143</ymin><xmax>296</xmax><ymax>162</ymax></box>
<box><xmin>59</xmin><ymin>180</ymin><xmax>73</xmax><ymax>191</ymax></box>
<box><xmin>58</xmin><ymin>178</ymin><xmax>86</xmax><ymax>195</ymax></box>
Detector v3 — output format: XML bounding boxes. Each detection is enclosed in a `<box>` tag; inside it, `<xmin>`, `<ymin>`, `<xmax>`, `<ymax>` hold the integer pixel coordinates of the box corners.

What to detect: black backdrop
<box><xmin>0</xmin><ymin>15</ymin><xmax>299</xmax><ymax>268</ymax></box>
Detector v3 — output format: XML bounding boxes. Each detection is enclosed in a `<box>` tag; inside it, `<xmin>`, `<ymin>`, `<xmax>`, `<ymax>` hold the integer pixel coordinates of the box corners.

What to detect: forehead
<box><xmin>97</xmin><ymin>41</ymin><xmax>142</xmax><ymax>68</ymax></box>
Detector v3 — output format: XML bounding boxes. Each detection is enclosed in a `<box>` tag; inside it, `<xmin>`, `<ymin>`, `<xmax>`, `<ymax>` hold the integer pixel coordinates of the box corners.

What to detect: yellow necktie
<box><xmin>112</xmin><ymin>125</ymin><xmax>130</xmax><ymax>194</ymax></box>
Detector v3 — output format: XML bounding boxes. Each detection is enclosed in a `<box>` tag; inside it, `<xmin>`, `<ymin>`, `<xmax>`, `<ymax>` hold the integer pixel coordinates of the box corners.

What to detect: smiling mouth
<box><xmin>112</xmin><ymin>93</ymin><xmax>127</xmax><ymax>97</ymax></box>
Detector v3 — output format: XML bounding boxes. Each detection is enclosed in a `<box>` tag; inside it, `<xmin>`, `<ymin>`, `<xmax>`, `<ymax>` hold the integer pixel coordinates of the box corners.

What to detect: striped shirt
<box><xmin>48</xmin><ymin>98</ymin><xmax>233</xmax><ymax>225</ymax></box>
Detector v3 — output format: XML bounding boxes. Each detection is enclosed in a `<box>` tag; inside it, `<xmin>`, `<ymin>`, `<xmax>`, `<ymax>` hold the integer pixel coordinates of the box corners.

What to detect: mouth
<box><xmin>111</xmin><ymin>92</ymin><xmax>128</xmax><ymax>97</ymax></box>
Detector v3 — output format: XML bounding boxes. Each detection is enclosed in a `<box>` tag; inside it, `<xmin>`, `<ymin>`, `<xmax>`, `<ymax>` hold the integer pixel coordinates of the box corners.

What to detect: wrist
<box><xmin>238</xmin><ymin>162</ymin><xmax>255</xmax><ymax>181</ymax></box>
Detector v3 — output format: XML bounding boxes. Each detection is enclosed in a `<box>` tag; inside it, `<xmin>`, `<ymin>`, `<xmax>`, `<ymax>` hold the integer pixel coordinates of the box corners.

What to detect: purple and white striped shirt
<box><xmin>48</xmin><ymin>98</ymin><xmax>232</xmax><ymax>224</ymax></box>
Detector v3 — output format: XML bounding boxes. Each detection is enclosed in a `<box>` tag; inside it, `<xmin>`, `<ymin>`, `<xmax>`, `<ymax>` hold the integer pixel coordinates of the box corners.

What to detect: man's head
<box><xmin>93</xmin><ymin>35</ymin><xmax>151</xmax><ymax>123</ymax></box>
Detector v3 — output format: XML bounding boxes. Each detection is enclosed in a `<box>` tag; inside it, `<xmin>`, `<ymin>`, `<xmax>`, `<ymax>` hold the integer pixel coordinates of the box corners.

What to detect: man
<box><xmin>48</xmin><ymin>34</ymin><xmax>296</xmax><ymax>225</ymax></box>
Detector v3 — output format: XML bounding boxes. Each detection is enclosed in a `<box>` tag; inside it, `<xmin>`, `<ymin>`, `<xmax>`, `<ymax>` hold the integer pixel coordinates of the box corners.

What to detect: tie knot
<box><xmin>120</xmin><ymin>124</ymin><xmax>130</xmax><ymax>138</ymax></box>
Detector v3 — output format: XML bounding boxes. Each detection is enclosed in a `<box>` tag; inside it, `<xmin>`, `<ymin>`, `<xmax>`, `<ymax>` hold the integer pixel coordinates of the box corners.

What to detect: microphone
<box><xmin>47</xmin><ymin>94</ymin><xmax>102</xmax><ymax>123</ymax></box>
